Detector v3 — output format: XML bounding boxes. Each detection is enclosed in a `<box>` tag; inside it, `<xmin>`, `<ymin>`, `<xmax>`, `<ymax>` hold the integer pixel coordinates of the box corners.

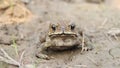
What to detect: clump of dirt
<box><xmin>0</xmin><ymin>0</ymin><xmax>32</xmax><ymax>25</ymax></box>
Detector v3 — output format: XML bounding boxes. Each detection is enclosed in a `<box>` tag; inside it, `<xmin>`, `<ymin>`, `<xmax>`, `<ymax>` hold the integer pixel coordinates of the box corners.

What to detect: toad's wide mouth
<box><xmin>48</xmin><ymin>33</ymin><xmax>77</xmax><ymax>37</ymax></box>
<box><xmin>48</xmin><ymin>32</ymin><xmax>77</xmax><ymax>37</ymax></box>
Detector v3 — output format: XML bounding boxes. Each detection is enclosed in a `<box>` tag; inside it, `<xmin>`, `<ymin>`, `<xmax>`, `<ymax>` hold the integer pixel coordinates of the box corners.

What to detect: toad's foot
<box><xmin>81</xmin><ymin>46</ymin><xmax>88</xmax><ymax>53</ymax></box>
<box><xmin>36</xmin><ymin>53</ymin><xmax>52</xmax><ymax>60</ymax></box>
<box><xmin>80</xmin><ymin>45</ymin><xmax>93</xmax><ymax>53</ymax></box>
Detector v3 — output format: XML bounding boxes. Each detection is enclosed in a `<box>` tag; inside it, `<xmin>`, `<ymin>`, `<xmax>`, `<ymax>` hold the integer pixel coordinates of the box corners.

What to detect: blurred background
<box><xmin>0</xmin><ymin>0</ymin><xmax>120</xmax><ymax>68</ymax></box>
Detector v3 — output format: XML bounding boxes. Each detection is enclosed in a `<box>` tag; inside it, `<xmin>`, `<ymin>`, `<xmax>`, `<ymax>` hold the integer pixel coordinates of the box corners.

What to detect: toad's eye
<box><xmin>51</xmin><ymin>24</ymin><xmax>56</xmax><ymax>31</ymax></box>
<box><xmin>70</xmin><ymin>23</ymin><xmax>75</xmax><ymax>30</ymax></box>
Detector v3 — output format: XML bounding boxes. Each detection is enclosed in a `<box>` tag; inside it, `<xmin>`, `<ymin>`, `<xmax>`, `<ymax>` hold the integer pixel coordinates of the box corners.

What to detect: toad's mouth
<box><xmin>48</xmin><ymin>33</ymin><xmax>77</xmax><ymax>37</ymax></box>
<box><xmin>48</xmin><ymin>32</ymin><xmax>77</xmax><ymax>37</ymax></box>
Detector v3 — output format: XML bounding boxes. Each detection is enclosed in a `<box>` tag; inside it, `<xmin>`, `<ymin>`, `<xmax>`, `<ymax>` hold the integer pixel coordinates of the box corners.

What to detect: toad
<box><xmin>36</xmin><ymin>21</ymin><xmax>93</xmax><ymax>59</ymax></box>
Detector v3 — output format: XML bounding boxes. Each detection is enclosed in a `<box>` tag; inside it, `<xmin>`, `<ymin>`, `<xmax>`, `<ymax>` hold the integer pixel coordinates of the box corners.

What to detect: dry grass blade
<box><xmin>19</xmin><ymin>50</ymin><xmax>25</xmax><ymax>65</ymax></box>
<box><xmin>0</xmin><ymin>48</ymin><xmax>20</xmax><ymax>66</ymax></box>
<box><xmin>113</xmin><ymin>34</ymin><xmax>119</xmax><ymax>41</ymax></box>
<box><xmin>99</xmin><ymin>18</ymin><xmax>108</xmax><ymax>29</ymax></box>
<box><xmin>0</xmin><ymin>56</ymin><xmax>18</xmax><ymax>66</ymax></box>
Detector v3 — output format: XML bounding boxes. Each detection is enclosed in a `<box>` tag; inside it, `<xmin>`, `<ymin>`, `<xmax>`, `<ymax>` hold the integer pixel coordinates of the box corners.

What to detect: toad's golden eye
<box><xmin>51</xmin><ymin>24</ymin><xmax>56</xmax><ymax>31</ymax></box>
<box><xmin>70</xmin><ymin>23</ymin><xmax>75</xmax><ymax>30</ymax></box>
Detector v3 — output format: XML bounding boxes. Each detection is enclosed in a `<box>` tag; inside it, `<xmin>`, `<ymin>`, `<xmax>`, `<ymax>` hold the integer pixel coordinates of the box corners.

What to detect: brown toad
<box><xmin>36</xmin><ymin>21</ymin><xmax>93</xmax><ymax>59</ymax></box>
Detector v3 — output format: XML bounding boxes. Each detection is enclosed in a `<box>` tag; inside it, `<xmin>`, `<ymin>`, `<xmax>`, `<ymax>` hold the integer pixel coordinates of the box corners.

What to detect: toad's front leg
<box><xmin>36</xmin><ymin>42</ymin><xmax>52</xmax><ymax>60</ymax></box>
<box><xmin>79</xmin><ymin>33</ymin><xmax>93</xmax><ymax>53</ymax></box>
<box><xmin>80</xmin><ymin>33</ymin><xmax>87</xmax><ymax>53</ymax></box>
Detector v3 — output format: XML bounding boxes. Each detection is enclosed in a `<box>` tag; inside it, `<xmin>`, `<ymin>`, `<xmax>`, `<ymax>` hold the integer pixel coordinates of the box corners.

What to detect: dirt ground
<box><xmin>0</xmin><ymin>0</ymin><xmax>120</xmax><ymax>68</ymax></box>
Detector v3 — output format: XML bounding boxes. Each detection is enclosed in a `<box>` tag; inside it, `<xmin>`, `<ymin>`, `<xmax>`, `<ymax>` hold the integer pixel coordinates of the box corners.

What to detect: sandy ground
<box><xmin>0</xmin><ymin>0</ymin><xmax>120</xmax><ymax>68</ymax></box>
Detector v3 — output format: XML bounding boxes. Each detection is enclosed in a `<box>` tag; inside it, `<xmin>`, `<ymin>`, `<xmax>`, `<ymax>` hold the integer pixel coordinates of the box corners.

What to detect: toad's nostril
<box><xmin>61</xmin><ymin>26</ymin><xmax>65</xmax><ymax>33</ymax></box>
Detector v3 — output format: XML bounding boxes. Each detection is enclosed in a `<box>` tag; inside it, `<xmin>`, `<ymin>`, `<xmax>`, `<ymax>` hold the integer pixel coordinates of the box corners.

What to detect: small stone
<box><xmin>21</xmin><ymin>0</ymin><xmax>31</xmax><ymax>4</ymax></box>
